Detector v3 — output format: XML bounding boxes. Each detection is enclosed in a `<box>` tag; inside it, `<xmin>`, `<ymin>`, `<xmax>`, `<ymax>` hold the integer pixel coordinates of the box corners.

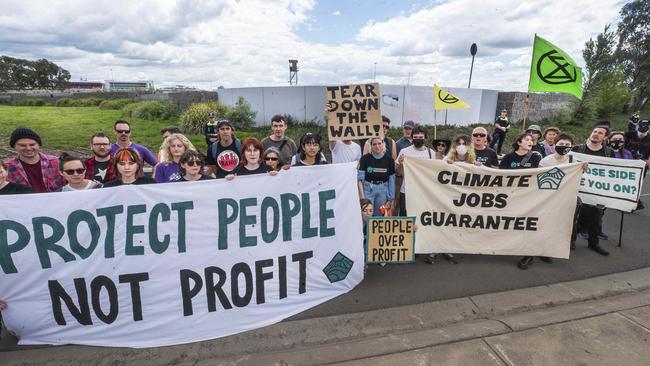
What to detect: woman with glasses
<box><xmin>104</xmin><ymin>147</ymin><xmax>156</xmax><ymax>187</ymax></box>
<box><xmin>263</xmin><ymin>147</ymin><xmax>285</xmax><ymax>171</ymax></box>
<box><xmin>432</xmin><ymin>139</ymin><xmax>450</xmax><ymax>160</ymax></box>
<box><xmin>177</xmin><ymin>150</ymin><xmax>213</xmax><ymax>182</ymax></box>
<box><xmin>154</xmin><ymin>133</ymin><xmax>197</xmax><ymax>183</ymax></box>
<box><xmin>226</xmin><ymin>137</ymin><xmax>277</xmax><ymax>179</ymax></box>
<box><xmin>292</xmin><ymin>133</ymin><xmax>328</xmax><ymax>166</ymax></box>
<box><xmin>444</xmin><ymin>135</ymin><xmax>477</xmax><ymax>165</ymax></box>
<box><xmin>358</xmin><ymin>136</ymin><xmax>395</xmax><ymax>216</ymax></box>
<box><xmin>57</xmin><ymin>152</ymin><xmax>103</xmax><ymax>191</ymax></box>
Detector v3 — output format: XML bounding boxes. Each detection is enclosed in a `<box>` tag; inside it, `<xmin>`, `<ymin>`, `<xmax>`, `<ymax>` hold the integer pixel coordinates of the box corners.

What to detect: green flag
<box><xmin>528</xmin><ymin>34</ymin><xmax>583</xmax><ymax>100</ymax></box>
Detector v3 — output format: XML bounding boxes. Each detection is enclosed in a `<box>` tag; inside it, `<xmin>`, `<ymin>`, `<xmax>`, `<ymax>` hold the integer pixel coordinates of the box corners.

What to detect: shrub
<box><xmin>180</xmin><ymin>101</ymin><xmax>228</xmax><ymax>134</ymax></box>
<box><xmin>99</xmin><ymin>98</ymin><xmax>136</xmax><ymax>110</ymax></box>
<box><xmin>13</xmin><ymin>98</ymin><xmax>49</xmax><ymax>106</ymax></box>
<box><xmin>122</xmin><ymin>100</ymin><xmax>178</xmax><ymax>120</ymax></box>
<box><xmin>55</xmin><ymin>97</ymin><xmax>104</xmax><ymax>107</ymax></box>
<box><xmin>225</xmin><ymin>96</ymin><xmax>256</xmax><ymax>130</ymax></box>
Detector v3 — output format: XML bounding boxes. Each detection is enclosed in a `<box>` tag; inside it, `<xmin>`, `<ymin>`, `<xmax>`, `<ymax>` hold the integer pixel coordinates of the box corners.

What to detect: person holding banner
<box><xmin>444</xmin><ymin>135</ymin><xmax>477</xmax><ymax>165</ymax></box>
<box><xmin>472</xmin><ymin>127</ymin><xmax>499</xmax><ymax>168</ymax></box>
<box><xmin>572</xmin><ymin>125</ymin><xmax>612</xmax><ymax>256</ymax></box>
<box><xmin>362</xmin><ymin>116</ymin><xmax>398</xmax><ymax>160</ymax></box>
<box><xmin>227</xmin><ymin>137</ymin><xmax>277</xmax><ymax>177</ymax></box>
<box><xmin>104</xmin><ymin>147</ymin><xmax>157</xmax><ymax>187</ymax></box>
<box><xmin>396</xmin><ymin>126</ymin><xmax>436</xmax><ymax>216</ymax></box>
<box><xmin>263</xmin><ymin>147</ymin><xmax>285</xmax><ymax>172</ymax></box>
<box><xmin>57</xmin><ymin>152</ymin><xmax>103</xmax><ymax>191</ymax></box>
<box><xmin>205</xmin><ymin>119</ymin><xmax>242</xmax><ymax>179</ymax></box>
<box><xmin>177</xmin><ymin>150</ymin><xmax>214</xmax><ymax>182</ymax></box>
<box><xmin>499</xmin><ymin>133</ymin><xmax>543</xmax><ymax>170</ymax></box>
<box><xmin>358</xmin><ymin>136</ymin><xmax>396</xmax><ymax>216</ymax></box>
<box><xmin>154</xmin><ymin>134</ymin><xmax>197</xmax><ymax>183</ymax></box>
<box><xmin>433</xmin><ymin>139</ymin><xmax>450</xmax><ymax>160</ymax></box>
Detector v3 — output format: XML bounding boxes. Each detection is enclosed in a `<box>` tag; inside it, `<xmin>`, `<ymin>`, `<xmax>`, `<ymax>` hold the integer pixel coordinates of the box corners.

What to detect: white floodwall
<box><xmin>218</xmin><ymin>84</ymin><xmax>499</xmax><ymax>126</ymax></box>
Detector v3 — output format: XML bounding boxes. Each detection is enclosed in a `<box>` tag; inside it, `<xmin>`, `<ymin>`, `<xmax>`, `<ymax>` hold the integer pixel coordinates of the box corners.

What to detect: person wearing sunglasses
<box><xmin>432</xmin><ymin>139</ymin><xmax>450</xmax><ymax>160</ymax></box>
<box><xmin>263</xmin><ymin>147</ymin><xmax>285</xmax><ymax>171</ymax></box>
<box><xmin>110</xmin><ymin>120</ymin><xmax>158</xmax><ymax>170</ymax></box>
<box><xmin>57</xmin><ymin>152</ymin><xmax>103</xmax><ymax>191</ymax></box>
<box><xmin>471</xmin><ymin>127</ymin><xmax>499</xmax><ymax>168</ymax></box>
<box><xmin>177</xmin><ymin>150</ymin><xmax>213</xmax><ymax>182</ymax></box>
<box><xmin>104</xmin><ymin>147</ymin><xmax>156</xmax><ymax>187</ymax></box>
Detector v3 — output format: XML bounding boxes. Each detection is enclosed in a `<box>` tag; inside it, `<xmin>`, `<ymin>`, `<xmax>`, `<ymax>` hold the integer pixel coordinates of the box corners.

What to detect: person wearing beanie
<box><xmin>4</xmin><ymin>127</ymin><xmax>65</xmax><ymax>192</ymax></box>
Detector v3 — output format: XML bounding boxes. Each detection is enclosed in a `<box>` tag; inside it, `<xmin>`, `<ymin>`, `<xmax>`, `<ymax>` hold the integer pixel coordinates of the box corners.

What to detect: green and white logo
<box><xmin>537</xmin><ymin>167</ymin><xmax>566</xmax><ymax>190</ymax></box>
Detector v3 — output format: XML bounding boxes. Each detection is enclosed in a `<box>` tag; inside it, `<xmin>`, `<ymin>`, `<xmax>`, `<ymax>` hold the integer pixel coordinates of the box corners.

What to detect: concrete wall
<box><xmin>497</xmin><ymin>92</ymin><xmax>577</xmax><ymax>123</ymax></box>
<box><xmin>217</xmin><ymin>84</ymin><xmax>500</xmax><ymax>127</ymax></box>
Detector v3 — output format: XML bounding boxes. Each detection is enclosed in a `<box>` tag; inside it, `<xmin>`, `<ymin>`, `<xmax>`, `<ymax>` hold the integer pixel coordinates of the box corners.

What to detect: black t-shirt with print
<box><xmin>178</xmin><ymin>175</ymin><xmax>214</xmax><ymax>182</ymax></box>
<box><xmin>499</xmin><ymin>151</ymin><xmax>542</xmax><ymax>169</ymax></box>
<box><xmin>235</xmin><ymin>164</ymin><xmax>271</xmax><ymax>176</ymax></box>
<box><xmin>0</xmin><ymin>182</ymin><xmax>33</xmax><ymax>195</ymax></box>
<box><xmin>358</xmin><ymin>154</ymin><xmax>395</xmax><ymax>182</ymax></box>
<box><xmin>475</xmin><ymin>147</ymin><xmax>499</xmax><ymax>167</ymax></box>
<box><xmin>206</xmin><ymin>140</ymin><xmax>241</xmax><ymax>178</ymax></box>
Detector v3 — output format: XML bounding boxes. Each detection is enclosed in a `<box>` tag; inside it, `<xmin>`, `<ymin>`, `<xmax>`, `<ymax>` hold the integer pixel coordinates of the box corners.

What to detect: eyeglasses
<box><xmin>185</xmin><ymin>160</ymin><xmax>201</xmax><ymax>167</ymax></box>
<box><xmin>265</xmin><ymin>157</ymin><xmax>279</xmax><ymax>161</ymax></box>
<box><xmin>93</xmin><ymin>143</ymin><xmax>110</xmax><ymax>147</ymax></box>
<box><xmin>115</xmin><ymin>130</ymin><xmax>131</xmax><ymax>134</ymax></box>
<box><xmin>436</xmin><ymin>143</ymin><xmax>446</xmax><ymax>147</ymax></box>
<box><xmin>63</xmin><ymin>168</ymin><xmax>86</xmax><ymax>175</ymax></box>
<box><xmin>383</xmin><ymin>125</ymin><xmax>390</xmax><ymax>129</ymax></box>
<box><xmin>472</xmin><ymin>133</ymin><xmax>486</xmax><ymax>138</ymax></box>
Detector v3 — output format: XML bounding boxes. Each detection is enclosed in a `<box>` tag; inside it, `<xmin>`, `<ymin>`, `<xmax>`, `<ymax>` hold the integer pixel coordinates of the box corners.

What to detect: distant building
<box><xmin>104</xmin><ymin>80</ymin><xmax>154</xmax><ymax>91</ymax></box>
<box><xmin>66</xmin><ymin>81</ymin><xmax>105</xmax><ymax>91</ymax></box>
<box><xmin>159</xmin><ymin>85</ymin><xmax>198</xmax><ymax>93</ymax></box>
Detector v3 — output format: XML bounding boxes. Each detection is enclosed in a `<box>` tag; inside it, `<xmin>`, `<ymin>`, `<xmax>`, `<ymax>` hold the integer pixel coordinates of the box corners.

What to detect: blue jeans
<box><xmin>363</xmin><ymin>181</ymin><xmax>390</xmax><ymax>216</ymax></box>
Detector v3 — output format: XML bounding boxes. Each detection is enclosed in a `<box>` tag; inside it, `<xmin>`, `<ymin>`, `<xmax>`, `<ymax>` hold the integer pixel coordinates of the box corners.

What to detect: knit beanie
<box><xmin>10</xmin><ymin>127</ymin><xmax>42</xmax><ymax>147</ymax></box>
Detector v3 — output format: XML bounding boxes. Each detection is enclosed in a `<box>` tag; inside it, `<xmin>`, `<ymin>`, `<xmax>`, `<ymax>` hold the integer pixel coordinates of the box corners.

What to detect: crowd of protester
<box><xmin>1</xmin><ymin>111</ymin><xmax>648</xmax><ymax>333</ymax></box>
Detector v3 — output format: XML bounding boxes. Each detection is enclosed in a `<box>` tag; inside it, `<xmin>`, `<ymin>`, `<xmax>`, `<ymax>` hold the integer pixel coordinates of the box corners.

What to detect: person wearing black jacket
<box><xmin>572</xmin><ymin>125</ymin><xmax>612</xmax><ymax>256</ymax></box>
<box><xmin>489</xmin><ymin>109</ymin><xmax>510</xmax><ymax>155</ymax></box>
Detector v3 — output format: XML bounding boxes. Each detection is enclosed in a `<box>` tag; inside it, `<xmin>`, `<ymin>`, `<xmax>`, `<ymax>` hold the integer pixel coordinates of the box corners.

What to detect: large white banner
<box><xmin>404</xmin><ymin>158</ymin><xmax>583</xmax><ymax>258</ymax></box>
<box><xmin>0</xmin><ymin>163</ymin><xmax>363</xmax><ymax>348</ymax></box>
<box><xmin>570</xmin><ymin>152</ymin><xmax>646</xmax><ymax>212</ymax></box>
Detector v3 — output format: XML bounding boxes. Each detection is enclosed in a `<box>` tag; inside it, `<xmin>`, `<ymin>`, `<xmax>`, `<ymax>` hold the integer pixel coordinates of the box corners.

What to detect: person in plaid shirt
<box><xmin>3</xmin><ymin>127</ymin><xmax>65</xmax><ymax>193</ymax></box>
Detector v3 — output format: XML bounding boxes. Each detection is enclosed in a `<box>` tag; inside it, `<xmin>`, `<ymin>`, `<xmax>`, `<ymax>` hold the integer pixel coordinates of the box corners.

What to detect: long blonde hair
<box><xmin>159</xmin><ymin>133</ymin><xmax>196</xmax><ymax>163</ymax></box>
<box><xmin>446</xmin><ymin>134</ymin><xmax>476</xmax><ymax>163</ymax></box>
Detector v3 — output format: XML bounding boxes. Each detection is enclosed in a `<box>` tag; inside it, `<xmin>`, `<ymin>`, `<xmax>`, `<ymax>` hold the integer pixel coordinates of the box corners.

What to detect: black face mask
<box><xmin>413</xmin><ymin>139</ymin><xmax>425</xmax><ymax>148</ymax></box>
<box><xmin>555</xmin><ymin>146</ymin><xmax>572</xmax><ymax>156</ymax></box>
<box><xmin>609</xmin><ymin>141</ymin><xmax>624</xmax><ymax>150</ymax></box>
<box><xmin>639</xmin><ymin>124</ymin><xmax>650</xmax><ymax>133</ymax></box>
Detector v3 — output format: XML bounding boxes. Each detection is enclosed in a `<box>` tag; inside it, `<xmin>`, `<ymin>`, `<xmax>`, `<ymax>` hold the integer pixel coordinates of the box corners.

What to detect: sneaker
<box><xmin>379</xmin><ymin>262</ymin><xmax>386</xmax><ymax>267</ymax></box>
<box><xmin>598</xmin><ymin>232</ymin><xmax>609</xmax><ymax>240</ymax></box>
<box><xmin>578</xmin><ymin>232</ymin><xmax>588</xmax><ymax>240</ymax></box>
<box><xmin>425</xmin><ymin>253</ymin><xmax>437</xmax><ymax>265</ymax></box>
<box><xmin>441</xmin><ymin>253</ymin><xmax>458</xmax><ymax>264</ymax></box>
<box><xmin>517</xmin><ymin>256</ymin><xmax>534</xmax><ymax>270</ymax></box>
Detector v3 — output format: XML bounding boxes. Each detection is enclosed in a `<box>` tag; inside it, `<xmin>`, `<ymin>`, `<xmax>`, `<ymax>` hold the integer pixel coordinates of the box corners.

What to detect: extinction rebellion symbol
<box><xmin>438</xmin><ymin>89</ymin><xmax>459</xmax><ymax>104</ymax></box>
<box><xmin>536</xmin><ymin>50</ymin><xmax>577</xmax><ymax>85</ymax></box>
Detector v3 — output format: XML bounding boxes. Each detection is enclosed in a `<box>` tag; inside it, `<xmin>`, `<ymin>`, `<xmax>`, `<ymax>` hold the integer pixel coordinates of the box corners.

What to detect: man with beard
<box><xmin>471</xmin><ymin>127</ymin><xmax>499</xmax><ymax>168</ymax></box>
<box><xmin>85</xmin><ymin>132</ymin><xmax>116</xmax><ymax>184</ymax></box>
<box><xmin>572</xmin><ymin>125</ymin><xmax>612</xmax><ymax>256</ymax></box>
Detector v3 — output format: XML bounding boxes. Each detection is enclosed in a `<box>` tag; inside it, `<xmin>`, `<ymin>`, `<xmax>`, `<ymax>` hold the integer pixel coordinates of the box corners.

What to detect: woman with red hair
<box><xmin>104</xmin><ymin>147</ymin><xmax>156</xmax><ymax>187</ymax></box>
<box><xmin>226</xmin><ymin>137</ymin><xmax>278</xmax><ymax>179</ymax></box>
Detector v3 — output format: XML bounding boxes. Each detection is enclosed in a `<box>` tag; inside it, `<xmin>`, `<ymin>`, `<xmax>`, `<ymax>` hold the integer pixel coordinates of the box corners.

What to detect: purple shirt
<box><xmin>154</xmin><ymin>162</ymin><xmax>182</xmax><ymax>183</ymax></box>
<box><xmin>111</xmin><ymin>143</ymin><xmax>158</xmax><ymax>167</ymax></box>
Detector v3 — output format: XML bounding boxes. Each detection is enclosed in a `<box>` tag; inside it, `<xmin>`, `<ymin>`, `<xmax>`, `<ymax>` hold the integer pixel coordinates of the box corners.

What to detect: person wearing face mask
<box><xmin>608</xmin><ymin>132</ymin><xmax>634</xmax><ymax>160</ymax></box>
<box><xmin>624</xmin><ymin>119</ymin><xmax>650</xmax><ymax>170</ymax></box>
<box><xmin>395</xmin><ymin>126</ymin><xmax>435</xmax><ymax>217</ymax></box>
<box><xmin>540</xmin><ymin>134</ymin><xmax>584</xmax><ymax>250</ymax></box>
<box><xmin>628</xmin><ymin>111</ymin><xmax>641</xmax><ymax>132</ymax></box>
<box><xmin>444</xmin><ymin>135</ymin><xmax>477</xmax><ymax>165</ymax></box>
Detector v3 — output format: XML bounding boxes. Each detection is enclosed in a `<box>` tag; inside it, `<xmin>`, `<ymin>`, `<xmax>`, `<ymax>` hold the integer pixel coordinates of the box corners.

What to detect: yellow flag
<box><xmin>434</xmin><ymin>84</ymin><xmax>470</xmax><ymax>110</ymax></box>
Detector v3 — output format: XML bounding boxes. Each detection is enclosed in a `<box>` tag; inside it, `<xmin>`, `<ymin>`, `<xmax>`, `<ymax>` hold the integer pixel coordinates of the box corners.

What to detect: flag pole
<box><xmin>523</xmin><ymin>94</ymin><xmax>529</xmax><ymax>131</ymax></box>
<box><xmin>524</xmin><ymin>34</ymin><xmax>536</xmax><ymax>132</ymax></box>
<box><xmin>434</xmin><ymin>109</ymin><xmax>437</xmax><ymax>139</ymax></box>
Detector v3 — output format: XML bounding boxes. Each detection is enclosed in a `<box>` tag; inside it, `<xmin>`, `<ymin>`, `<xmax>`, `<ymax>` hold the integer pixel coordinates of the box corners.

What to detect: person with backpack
<box><xmin>205</xmin><ymin>119</ymin><xmax>241</xmax><ymax>178</ymax></box>
<box><xmin>261</xmin><ymin>115</ymin><xmax>298</xmax><ymax>165</ymax></box>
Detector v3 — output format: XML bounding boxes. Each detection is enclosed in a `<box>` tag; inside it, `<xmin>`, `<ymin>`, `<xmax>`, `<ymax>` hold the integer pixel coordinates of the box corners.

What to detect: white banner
<box><xmin>570</xmin><ymin>152</ymin><xmax>646</xmax><ymax>212</ymax></box>
<box><xmin>404</xmin><ymin>158</ymin><xmax>583</xmax><ymax>258</ymax></box>
<box><xmin>0</xmin><ymin>163</ymin><xmax>363</xmax><ymax>348</ymax></box>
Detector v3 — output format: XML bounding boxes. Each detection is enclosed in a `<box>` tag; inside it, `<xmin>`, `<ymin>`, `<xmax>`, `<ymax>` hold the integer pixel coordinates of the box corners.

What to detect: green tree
<box><xmin>0</xmin><ymin>55</ymin><xmax>70</xmax><ymax>91</ymax></box>
<box><xmin>616</xmin><ymin>0</ymin><xmax>650</xmax><ymax>110</ymax></box>
<box><xmin>225</xmin><ymin>96</ymin><xmax>257</xmax><ymax>130</ymax></box>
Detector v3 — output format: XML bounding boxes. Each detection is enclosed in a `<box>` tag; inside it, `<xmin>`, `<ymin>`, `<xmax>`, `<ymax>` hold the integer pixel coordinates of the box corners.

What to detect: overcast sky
<box><xmin>0</xmin><ymin>0</ymin><xmax>625</xmax><ymax>91</ymax></box>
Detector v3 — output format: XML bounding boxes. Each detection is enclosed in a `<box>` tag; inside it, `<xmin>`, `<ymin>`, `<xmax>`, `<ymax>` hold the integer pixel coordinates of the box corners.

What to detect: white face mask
<box><xmin>456</xmin><ymin>144</ymin><xmax>468</xmax><ymax>156</ymax></box>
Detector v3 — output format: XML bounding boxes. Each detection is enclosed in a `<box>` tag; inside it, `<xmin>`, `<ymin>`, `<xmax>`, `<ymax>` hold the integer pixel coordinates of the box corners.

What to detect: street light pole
<box><xmin>373</xmin><ymin>62</ymin><xmax>377</xmax><ymax>82</ymax></box>
<box><xmin>468</xmin><ymin>43</ymin><xmax>477</xmax><ymax>88</ymax></box>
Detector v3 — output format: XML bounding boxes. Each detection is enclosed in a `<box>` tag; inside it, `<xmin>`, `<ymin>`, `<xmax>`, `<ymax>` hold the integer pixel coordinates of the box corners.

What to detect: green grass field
<box><xmin>0</xmin><ymin>104</ymin><xmax>643</xmax><ymax>160</ymax></box>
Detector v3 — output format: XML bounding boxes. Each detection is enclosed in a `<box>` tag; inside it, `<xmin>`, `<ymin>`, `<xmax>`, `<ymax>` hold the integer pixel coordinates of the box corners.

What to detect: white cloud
<box><xmin>0</xmin><ymin>0</ymin><xmax>623</xmax><ymax>91</ymax></box>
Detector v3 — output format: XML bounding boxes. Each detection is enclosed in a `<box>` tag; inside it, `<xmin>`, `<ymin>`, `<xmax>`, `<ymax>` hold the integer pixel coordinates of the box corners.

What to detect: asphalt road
<box><xmin>294</xmin><ymin>174</ymin><xmax>650</xmax><ymax>320</ymax></box>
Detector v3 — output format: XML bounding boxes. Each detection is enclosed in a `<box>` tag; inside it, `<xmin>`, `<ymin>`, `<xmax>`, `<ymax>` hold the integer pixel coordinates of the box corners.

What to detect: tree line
<box><xmin>0</xmin><ymin>56</ymin><xmax>71</xmax><ymax>91</ymax></box>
